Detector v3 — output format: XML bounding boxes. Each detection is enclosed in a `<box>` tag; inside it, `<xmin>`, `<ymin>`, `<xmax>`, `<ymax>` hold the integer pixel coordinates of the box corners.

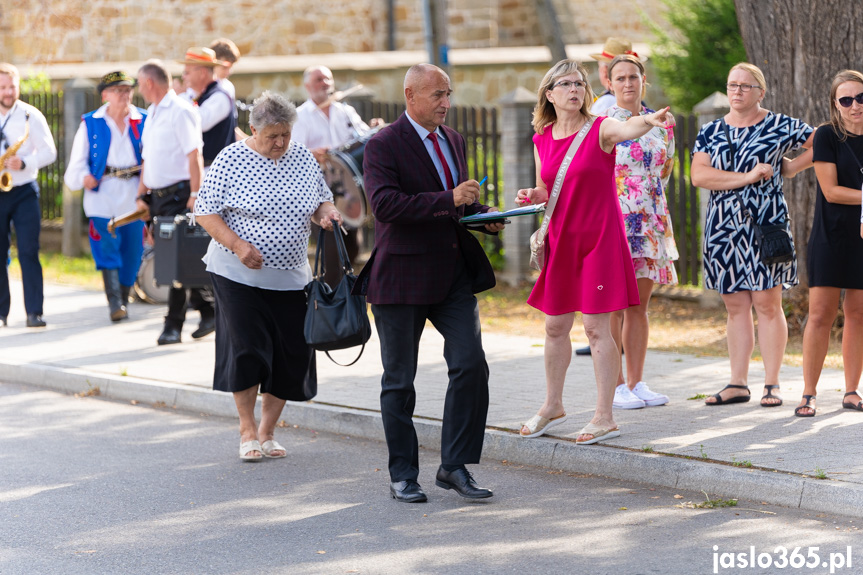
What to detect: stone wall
<box><xmin>566</xmin><ymin>0</ymin><xmax>667</xmax><ymax>43</ymax></box>
<box><xmin>1</xmin><ymin>0</ymin><xmax>666</xmax><ymax>64</ymax></box>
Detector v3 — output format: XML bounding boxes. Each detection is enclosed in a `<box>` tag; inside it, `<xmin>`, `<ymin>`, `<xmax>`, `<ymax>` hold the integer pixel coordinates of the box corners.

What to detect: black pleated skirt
<box><xmin>211</xmin><ymin>273</ymin><xmax>316</xmax><ymax>401</ymax></box>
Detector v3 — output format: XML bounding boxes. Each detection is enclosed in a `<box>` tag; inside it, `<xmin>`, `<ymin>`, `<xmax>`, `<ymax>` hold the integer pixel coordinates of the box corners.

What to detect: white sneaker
<box><xmin>613</xmin><ymin>384</ymin><xmax>646</xmax><ymax>409</ymax></box>
<box><xmin>631</xmin><ymin>381</ymin><xmax>669</xmax><ymax>407</ymax></box>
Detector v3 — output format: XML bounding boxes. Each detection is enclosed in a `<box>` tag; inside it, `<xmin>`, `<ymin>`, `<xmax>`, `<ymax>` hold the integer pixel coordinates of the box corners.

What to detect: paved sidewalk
<box><xmin>3</xmin><ymin>279</ymin><xmax>863</xmax><ymax>517</ymax></box>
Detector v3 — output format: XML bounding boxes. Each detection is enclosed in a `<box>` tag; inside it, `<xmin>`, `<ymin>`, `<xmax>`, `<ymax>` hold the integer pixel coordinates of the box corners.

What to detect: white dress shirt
<box><xmin>140</xmin><ymin>90</ymin><xmax>202</xmax><ymax>189</ymax></box>
<box><xmin>64</xmin><ymin>104</ymin><xmax>143</xmax><ymax>219</ymax></box>
<box><xmin>0</xmin><ymin>100</ymin><xmax>57</xmax><ymax>187</ymax></box>
<box><xmin>291</xmin><ymin>99</ymin><xmax>370</xmax><ymax>150</ymax></box>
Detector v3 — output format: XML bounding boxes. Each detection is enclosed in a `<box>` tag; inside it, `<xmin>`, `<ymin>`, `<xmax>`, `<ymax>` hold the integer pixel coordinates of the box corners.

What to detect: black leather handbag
<box><xmin>303</xmin><ymin>222</ymin><xmax>371</xmax><ymax>366</ymax></box>
<box><xmin>751</xmin><ymin>219</ymin><xmax>794</xmax><ymax>266</ymax></box>
<box><xmin>722</xmin><ymin>119</ymin><xmax>794</xmax><ymax>267</ymax></box>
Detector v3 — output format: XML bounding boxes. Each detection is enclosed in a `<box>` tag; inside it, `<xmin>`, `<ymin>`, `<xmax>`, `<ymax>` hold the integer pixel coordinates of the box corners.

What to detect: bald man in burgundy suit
<box><xmin>354</xmin><ymin>64</ymin><xmax>505</xmax><ymax>503</ymax></box>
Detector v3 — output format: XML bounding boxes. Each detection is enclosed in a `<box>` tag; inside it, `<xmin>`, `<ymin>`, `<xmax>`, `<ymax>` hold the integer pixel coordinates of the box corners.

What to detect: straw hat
<box><xmin>97</xmin><ymin>70</ymin><xmax>136</xmax><ymax>93</ymax></box>
<box><xmin>177</xmin><ymin>47</ymin><xmax>227</xmax><ymax>67</ymax></box>
<box><xmin>589</xmin><ymin>37</ymin><xmax>647</xmax><ymax>62</ymax></box>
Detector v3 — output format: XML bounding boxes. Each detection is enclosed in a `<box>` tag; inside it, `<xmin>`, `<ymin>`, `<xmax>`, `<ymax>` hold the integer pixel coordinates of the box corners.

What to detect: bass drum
<box><xmin>321</xmin><ymin>126</ymin><xmax>382</xmax><ymax>229</ymax></box>
<box><xmin>134</xmin><ymin>245</ymin><xmax>169</xmax><ymax>304</ymax></box>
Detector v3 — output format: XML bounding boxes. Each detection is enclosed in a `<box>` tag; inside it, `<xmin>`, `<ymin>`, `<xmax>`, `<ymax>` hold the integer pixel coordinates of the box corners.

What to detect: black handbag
<box><xmin>751</xmin><ymin>220</ymin><xmax>794</xmax><ymax>266</ymax></box>
<box><xmin>303</xmin><ymin>222</ymin><xmax>372</xmax><ymax>366</ymax></box>
<box><xmin>721</xmin><ymin>120</ymin><xmax>794</xmax><ymax>266</ymax></box>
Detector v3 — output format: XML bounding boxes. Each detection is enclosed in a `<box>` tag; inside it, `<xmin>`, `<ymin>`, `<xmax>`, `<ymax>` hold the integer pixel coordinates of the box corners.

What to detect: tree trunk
<box><xmin>734</xmin><ymin>0</ymin><xmax>863</xmax><ymax>296</ymax></box>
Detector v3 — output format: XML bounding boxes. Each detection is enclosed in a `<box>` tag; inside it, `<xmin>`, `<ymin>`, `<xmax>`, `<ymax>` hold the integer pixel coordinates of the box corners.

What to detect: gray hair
<box><xmin>138</xmin><ymin>60</ymin><xmax>170</xmax><ymax>86</ymax></box>
<box><xmin>303</xmin><ymin>65</ymin><xmax>332</xmax><ymax>84</ymax></box>
<box><xmin>404</xmin><ymin>63</ymin><xmax>447</xmax><ymax>91</ymax></box>
<box><xmin>249</xmin><ymin>91</ymin><xmax>297</xmax><ymax>129</ymax></box>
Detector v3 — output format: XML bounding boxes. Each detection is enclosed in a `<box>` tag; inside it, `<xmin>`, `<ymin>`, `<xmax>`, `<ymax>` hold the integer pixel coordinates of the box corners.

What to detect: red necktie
<box><xmin>427</xmin><ymin>132</ymin><xmax>455</xmax><ymax>189</ymax></box>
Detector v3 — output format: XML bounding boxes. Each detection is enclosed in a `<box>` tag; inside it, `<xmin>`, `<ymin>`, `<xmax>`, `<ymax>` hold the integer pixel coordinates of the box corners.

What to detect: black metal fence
<box><xmin>26</xmin><ymin>90</ymin><xmax>702</xmax><ymax>285</ymax></box>
<box><xmin>665</xmin><ymin>114</ymin><xmax>703</xmax><ymax>286</ymax></box>
<box><xmin>20</xmin><ymin>92</ymin><xmax>65</xmax><ymax>220</ymax></box>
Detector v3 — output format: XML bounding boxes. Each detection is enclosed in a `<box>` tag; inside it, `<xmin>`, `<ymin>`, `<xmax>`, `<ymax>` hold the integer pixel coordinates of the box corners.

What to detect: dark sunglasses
<box><xmin>837</xmin><ymin>92</ymin><xmax>863</xmax><ymax>108</ymax></box>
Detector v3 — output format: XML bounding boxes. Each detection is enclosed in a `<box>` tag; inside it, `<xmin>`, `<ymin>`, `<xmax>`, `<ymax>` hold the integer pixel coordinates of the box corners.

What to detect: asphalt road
<box><xmin>1</xmin><ymin>382</ymin><xmax>861</xmax><ymax>575</ymax></box>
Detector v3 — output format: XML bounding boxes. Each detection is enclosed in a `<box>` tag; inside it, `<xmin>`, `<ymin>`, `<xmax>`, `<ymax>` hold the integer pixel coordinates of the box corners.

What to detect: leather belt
<box><xmin>105</xmin><ymin>166</ymin><xmax>140</xmax><ymax>180</ymax></box>
<box><xmin>150</xmin><ymin>180</ymin><xmax>190</xmax><ymax>198</ymax></box>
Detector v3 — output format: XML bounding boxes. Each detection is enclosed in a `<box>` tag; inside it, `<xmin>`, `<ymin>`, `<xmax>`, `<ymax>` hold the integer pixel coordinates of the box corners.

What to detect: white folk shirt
<box><xmin>64</xmin><ymin>104</ymin><xmax>143</xmax><ymax>219</ymax></box>
<box><xmin>194</xmin><ymin>139</ymin><xmax>333</xmax><ymax>290</ymax></box>
<box><xmin>141</xmin><ymin>90</ymin><xmax>202</xmax><ymax>190</ymax></box>
<box><xmin>218</xmin><ymin>78</ymin><xmax>236</xmax><ymax>100</ymax></box>
<box><xmin>0</xmin><ymin>100</ymin><xmax>57</xmax><ymax>187</ymax></box>
<box><xmin>291</xmin><ymin>99</ymin><xmax>370</xmax><ymax>150</ymax></box>
<box><xmin>590</xmin><ymin>92</ymin><xmax>616</xmax><ymax>116</ymax></box>
<box><xmin>194</xmin><ymin>84</ymin><xmax>233</xmax><ymax>133</ymax></box>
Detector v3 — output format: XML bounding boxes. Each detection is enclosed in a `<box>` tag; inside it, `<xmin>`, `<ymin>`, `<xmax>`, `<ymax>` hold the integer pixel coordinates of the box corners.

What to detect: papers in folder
<box><xmin>459</xmin><ymin>203</ymin><xmax>546</xmax><ymax>225</ymax></box>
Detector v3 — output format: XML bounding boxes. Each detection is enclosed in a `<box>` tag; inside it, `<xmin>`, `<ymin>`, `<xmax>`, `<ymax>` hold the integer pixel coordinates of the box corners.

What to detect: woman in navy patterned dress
<box><xmin>691</xmin><ymin>63</ymin><xmax>813</xmax><ymax>408</ymax></box>
<box><xmin>195</xmin><ymin>91</ymin><xmax>343</xmax><ymax>461</ymax></box>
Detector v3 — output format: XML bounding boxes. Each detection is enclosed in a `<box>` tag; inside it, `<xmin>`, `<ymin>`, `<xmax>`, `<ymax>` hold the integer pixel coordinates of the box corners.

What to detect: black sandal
<box><xmin>794</xmin><ymin>395</ymin><xmax>816</xmax><ymax>417</ymax></box>
<box><xmin>760</xmin><ymin>384</ymin><xmax>783</xmax><ymax>407</ymax></box>
<box><xmin>705</xmin><ymin>384</ymin><xmax>751</xmax><ymax>406</ymax></box>
<box><xmin>842</xmin><ymin>391</ymin><xmax>863</xmax><ymax>411</ymax></box>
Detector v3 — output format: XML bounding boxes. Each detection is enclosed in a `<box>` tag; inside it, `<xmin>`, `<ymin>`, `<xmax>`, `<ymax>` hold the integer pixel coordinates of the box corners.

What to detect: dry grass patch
<box><xmin>477</xmin><ymin>283</ymin><xmax>843</xmax><ymax>368</ymax></box>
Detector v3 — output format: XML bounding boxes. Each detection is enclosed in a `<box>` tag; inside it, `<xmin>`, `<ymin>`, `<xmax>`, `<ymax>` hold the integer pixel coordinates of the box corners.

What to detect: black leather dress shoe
<box><xmin>191</xmin><ymin>316</ymin><xmax>215</xmax><ymax>339</ymax></box>
<box><xmin>157</xmin><ymin>325</ymin><xmax>182</xmax><ymax>345</ymax></box>
<box><xmin>390</xmin><ymin>480</ymin><xmax>427</xmax><ymax>503</ymax></box>
<box><xmin>435</xmin><ymin>466</ymin><xmax>493</xmax><ymax>499</ymax></box>
<box><xmin>26</xmin><ymin>314</ymin><xmax>46</xmax><ymax>328</ymax></box>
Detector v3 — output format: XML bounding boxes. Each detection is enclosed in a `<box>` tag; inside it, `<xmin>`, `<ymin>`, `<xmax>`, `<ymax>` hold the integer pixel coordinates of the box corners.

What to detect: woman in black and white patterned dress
<box><xmin>691</xmin><ymin>63</ymin><xmax>813</xmax><ymax>408</ymax></box>
<box><xmin>195</xmin><ymin>91</ymin><xmax>342</xmax><ymax>461</ymax></box>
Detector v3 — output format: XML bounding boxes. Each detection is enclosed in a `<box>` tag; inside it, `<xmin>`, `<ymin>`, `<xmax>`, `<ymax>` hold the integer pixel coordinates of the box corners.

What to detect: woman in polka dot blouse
<box><xmin>195</xmin><ymin>91</ymin><xmax>343</xmax><ymax>461</ymax></box>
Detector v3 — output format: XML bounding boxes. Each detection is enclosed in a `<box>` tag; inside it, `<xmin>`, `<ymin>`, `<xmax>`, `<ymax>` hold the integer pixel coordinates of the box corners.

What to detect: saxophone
<box><xmin>0</xmin><ymin>112</ymin><xmax>30</xmax><ymax>192</ymax></box>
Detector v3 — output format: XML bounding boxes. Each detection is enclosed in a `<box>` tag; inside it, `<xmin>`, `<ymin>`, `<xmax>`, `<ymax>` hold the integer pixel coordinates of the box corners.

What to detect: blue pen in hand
<box><xmin>468</xmin><ymin>176</ymin><xmax>487</xmax><ymax>206</ymax></box>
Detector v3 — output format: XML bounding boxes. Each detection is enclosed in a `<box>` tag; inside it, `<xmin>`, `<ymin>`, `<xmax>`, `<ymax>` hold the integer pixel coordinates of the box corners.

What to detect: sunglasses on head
<box><xmin>837</xmin><ymin>92</ymin><xmax>863</xmax><ymax>108</ymax></box>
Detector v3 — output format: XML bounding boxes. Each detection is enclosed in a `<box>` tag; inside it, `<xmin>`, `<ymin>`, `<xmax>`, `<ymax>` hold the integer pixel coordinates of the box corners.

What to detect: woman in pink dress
<box><xmin>516</xmin><ymin>59</ymin><xmax>674</xmax><ymax>444</ymax></box>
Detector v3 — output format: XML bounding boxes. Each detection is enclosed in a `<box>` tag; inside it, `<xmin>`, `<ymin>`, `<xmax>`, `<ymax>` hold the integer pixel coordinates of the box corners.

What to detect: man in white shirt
<box><xmin>179</xmin><ymin>47</ymin><xmax>236</xmax><ymax>173</ymax></box>
<box><xmin>64</xmin><ymin>71</ymin><xmax>147</xmax><ymax>322</ymax></box>
<box><xmin>293</xmin><ymin>65</ymin><xmax>382</xmax><ymax>286</ymax></box>
<box><xmin>209</xmin><ymin>38</ymin><xmax>241</xmax><ymax>100</ymax></box>
<box><xmin>0</xmin><ymin>62</ymin><xmax>57</xmax><ymax>328</ymax></box>
<box><xmin>293</xmin><ymin>66</ymin><xmax>375</xmax><ymax>162</ymax></box>
<box><xmin>134</xmin><ymin>59</ymin><xmax>211</xmax><ymax>346</ymax></box>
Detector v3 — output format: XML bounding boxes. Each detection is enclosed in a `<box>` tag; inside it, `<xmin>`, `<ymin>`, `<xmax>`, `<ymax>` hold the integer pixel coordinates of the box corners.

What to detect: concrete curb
<box><xmin>6</xmin><ymin>360</ymin><xmax>863</xmax><ymax>519</ymax></box>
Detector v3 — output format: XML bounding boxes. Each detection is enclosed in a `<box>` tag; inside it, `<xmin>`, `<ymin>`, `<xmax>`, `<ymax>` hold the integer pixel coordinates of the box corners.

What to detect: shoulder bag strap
<box><xmin>842</xmin><ymin>140</ymin><xmax>863</xmax><ymax>186</ymax></box>
<box><xmin>534</xmin><ymin>119</ymin><xmax>593</xmax><ymax>246</ymax></box>
<box><xmin>721</xmin><ymin>118</ymin><xmax>754</xmax><ymax>223</ymax></box>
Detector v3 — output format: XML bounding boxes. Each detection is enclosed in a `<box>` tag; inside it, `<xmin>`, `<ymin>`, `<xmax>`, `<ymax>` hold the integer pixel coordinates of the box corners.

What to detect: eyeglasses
<box><xmin>726</xmin><ymin>83</ymin><xmax>761</xmax><ymax>93</ymax></box>
<box><xmin>837</xmin><ymin>92</ymin><xmax>863</xmax><ymax>108</ymax></box>
<box><xmin>552</xmin><ymin>80</ymin><xmax>587</xmax><ymax>91</ymax></box>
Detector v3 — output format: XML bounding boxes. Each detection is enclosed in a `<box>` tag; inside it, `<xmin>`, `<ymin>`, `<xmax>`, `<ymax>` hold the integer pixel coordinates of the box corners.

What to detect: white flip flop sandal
<box><xmin>239</xmin><ymin>440</ymin><xmax>263</xmax><ymax>461</ymax></box>
<box><xmin>261</xmin><ymin>439</ymin><xmax>287</xmax><ymax>458</ymax></box>
<box><xmin>519</xmin><ymin>413</ymin><xmax>568</xmax><ymax>438</ymax></box>
<box><xmin>575</xmin><ymin>423</ymin><xmax>620</xmax><ymax>445</ymax></box>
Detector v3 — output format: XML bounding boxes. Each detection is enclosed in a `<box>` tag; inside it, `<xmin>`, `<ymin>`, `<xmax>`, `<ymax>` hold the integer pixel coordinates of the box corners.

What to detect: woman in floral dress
<box><xmin>604</xmin><ymin>54</ymin><xmax>678</xmax><ymax>410</ymax></box>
